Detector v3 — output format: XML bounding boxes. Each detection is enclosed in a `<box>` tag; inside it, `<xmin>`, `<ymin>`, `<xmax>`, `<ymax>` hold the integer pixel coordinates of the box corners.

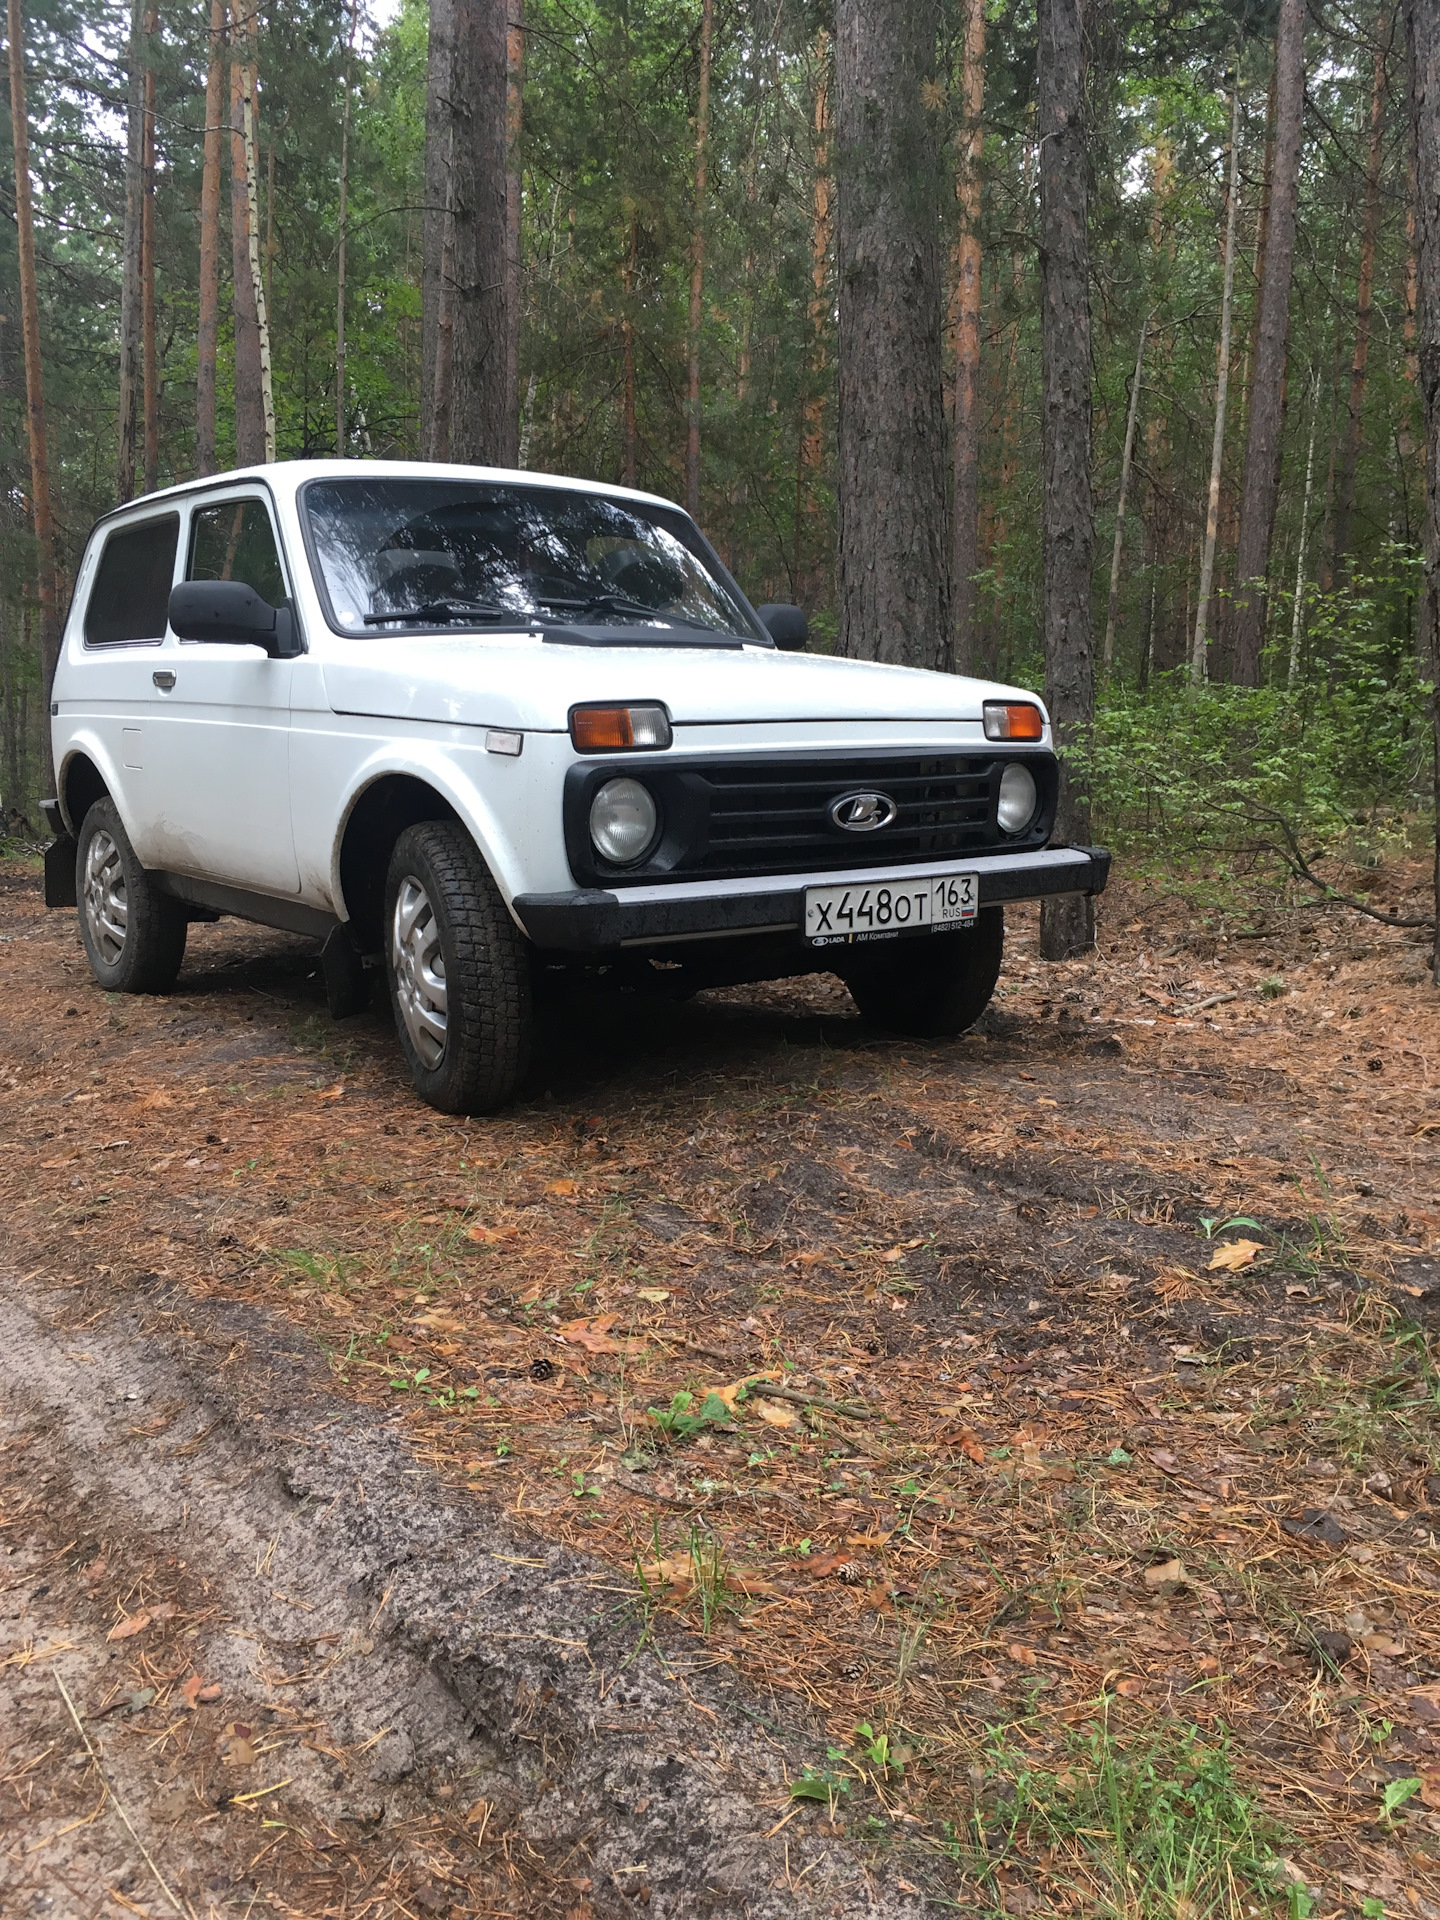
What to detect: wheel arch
<box><xmin>335</xmin><ymin>773</ymin><xmax>462</xmax><ymax>952</ymax></box>
<box><xmin>59</xmin><ymin>748</ymin><xmax>114</xmax><ymax>837</ymax></box>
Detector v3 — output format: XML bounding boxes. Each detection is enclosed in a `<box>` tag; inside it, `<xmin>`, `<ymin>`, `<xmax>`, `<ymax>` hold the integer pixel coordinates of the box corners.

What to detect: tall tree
<box><xmin>449</xmin><ymin>0</ymin><xmax>512</xmax><ymax>464</ymax></box>
<box><xmin>1231</xmin><ymin>0</ymin><xmax>1306</xmax><ymax>684</ymax></box>
<box><xmin>685</xmin><ymin>0</ymin><xmax>714</xmax><ymax>519</ymax></box>
<box><xmin>420</xmin><ymin>0</ymin><xmax>456</xmax><ymax>459</ymax></box>
<box><xmin>1102</xmin><ymin>311</ymin><xmax>1149</xmax><ymax>674</ymax></box>
<box><xmin>6</xmin><ymin>0</ymin><xmax>59</xmax><ymax>776</ymax></box>
<box><xmin>229</xmin><ymin>1</ymin><xmax>266</xmax><ymax>464</ymax></box>
<box><xmin>1331</xmin><ymin>19</ymin><xmax>1391</xmax><ymax>579</ymax></box>
<box><xmin>238</xmin><ymin>39</ymin><xmax>274</xmax><ymax>458</ymax></box>
<box><xmin>141</xmin><ymin>4</ymin><xmax>159</xmax><ymax>495</ymax></box>
<box><xmin>1192</xmin><ymin>75</ymin><xmax>1242</xmax><ymax>680</ymax></box>
<box><xmin>117</xmin><ymin>0</ymin><xmax>146</xmax><ymax>501</ymax></box>
<box><xmin>505</xmin><ymin>0</ymin><xmax>524</xmax><ymax>463</ymax></box>
<box><xmin>797</xmin><ymin>35</ymin><xmax>831</xmax><ymax>599</ymax></box>
<box><xmin>1403</xmin><ymin>0</ymin><xmax>1439</xmax><ymax>981</ymax></box>
<box><xmin>336</xmin><ymin>0</ymin><xmax>357</xmax><ymax>455</ymax></box>
<box><xmin>834</xmin><ymin>0</ymin><xmax>951</xmax><ymax>670</ymax></box>
<box><xmin>1037</xmin><ymin>0</ymin><xmax>1095</xmax><ymax>959</ymax></box>
<box><xmin>196</xmin><ymin>0</ymin><xmax>225</xmax><ymax>476</ymax></box>
<box><xmin>950</xmin><ymin>0</ymin><xmax>985</xmax><ymax>674</ymax></box>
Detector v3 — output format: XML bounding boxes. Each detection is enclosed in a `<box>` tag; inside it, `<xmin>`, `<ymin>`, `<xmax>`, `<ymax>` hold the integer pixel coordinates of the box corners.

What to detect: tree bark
<box><xmin>117</xmin><ymin>0</ymin><xmax>146</xmax><ymax>502</ymax></box>
<box><xmin>141</xmin><ymin>4</ymin><xmax>158</xmax><ymax>495</ymax></box>
<box><xmin>1288</xmin><ymin>366</ymin><xmax>1321</xmax><ymax>686</ymax></box>
<box><xmin>796</xmin><ymin>33</ymin><xmax>830</xmax><ymax>602</ymax></box>
<box><xmin>229</xmin><ymin>3</ymin><xmax>265</xmax><ymax>465</ymax></box>
<box><xmin>505</xmin><ymin>0</ymin><xmax>524</xmax><ymax>465</ymax></box>
<box><xmin>684</xmin><ymin>0</ymin><xmax>713</xmax><ymax>519</ymax></box>
<box><xmin>240</xmin><ymin>48</ymin><xmax>274</xmax><ymax>459</ymax></box>
<box><xmin>449</xmin><ymin>0</ymin><xmax>511</xmax><ymax>464</ymax></box>
<box><xmin>1331</xmin><ymin>22</ymin><xmax>1390</xmax><ymax>579</ymax></box>
<box><xmin>621</xmin><ymin>207</ymin><xmax>638</xmax><ymax>486</ymax></box>
<box><xmin>1231</xmin><ymin>0</ymin><xmax>1306</xmax><ymax>685</ymax></box>
<box><xmin>950</xmin><ymin>0</ymin><xmax>985</xmax><ymax>674</ymax></box>
<box><xmin>197</xmin><ymin>0</ymin><xmax>225</xmax><ymax>476</ymax></box>
<box><xmin>420</xmin><ymin>0</ymin><xmax>456</xmax><ymax>459</ymax></box>
<box><xmin>336</xmin><ymin>0</ymin><xmax>357</xmax><ymax>456</ymax></box>
<box><xmin>1102</xmin><ymin>311</ymin><xmax>1148</xmax><ymax>676</ymax></box>
<box><xmin>834</xmin><ymin>0</ymin><xmax>951</xmax><ymax>671</ymax></box>
<box><xmin>1037</xmin><ymin>0</ymin><xmax>1095</xmax><ymax>960</ymax></box>
<box><xmin>1193</xmin><ymin>76</ymin><xmax>1242</xmax><ymax>680</ymax></box>
<box><xmin>1403</xmin><ymin>0</ymin><xmax>1440</xmax><ymax>981</ymax></box>
<box><xmin>7</xmin><ymin>0</ymin><xmax>60</xmax><ymax>776</ymax></box>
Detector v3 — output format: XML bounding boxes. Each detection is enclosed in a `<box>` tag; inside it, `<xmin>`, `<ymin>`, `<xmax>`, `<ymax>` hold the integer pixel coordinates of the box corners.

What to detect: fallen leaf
<box><xmin>1035</xmin><ymin>1097</ymin><xmax>1059</xmax><ymax>1108</ymax></box>
<box><xmin>706</xmin><ymin>1381</ymin><xmax>746</xmax><ymax>1414</ymax></box>
<box><xmin>181</xmin><ymin>1674</ymin><xmax>205</xmax><ymax>1710</ymax></box>
<box><xmin>1421</xmin><ymin>1773</ymin><xmax>1440</xmax><ymax>1810</ymax></box>
<box><xmin>635</xmin><ymin>1288</ymin><xmax>670</xmax><ymax>1304</ymax></box>
<box><xmin>107</xmin><ymin>1610</ymin><xmax>151</xmax><ymax>1641</ymax></box>
<box><xmin>1007</xmin><ymin>1644</ymin><xmax>1038</xmax><ymax>1665</ymax></box>
<box><xmin>546</xmin><ymin>1179</ymin><xmax>578</xmax><ymax>1196</ymax></box>
<box><xmin>220</xmin><ymin>1722</ymin><xmax>257</xmax><ymax>1766</ymax></box>
<box><xmin>465</xmin><ymin>1797</ymin><xmax>492</xmax><ymax>1826</ymax></box>
<box><xmin>557</xmin><ymin>1314</ymin><xmax>643</xmax><ymax>1356</ymax></box>
<box><xmin>466</xmin><ymin>1224</ymin><xmax>517</xmax><ymax>1245</ymax></box>
<box><xmin>1282</xmin><ymin>1508</ymin><xmax>1347</xmax><ymax>1546</ymax></box>
<box><xmin>313</xmin><ymin>1083</ymin><xmax>345</xmax><ymax>1101</ymax></box>
<box><xmin>1143</xmin><ymin>1557</ymin><xmax>1187</xmax><ymax>1591</ymax></box>
<box><xmin>806</xmin><ymin>1553</ymin><xmax>855</xmax><ymax>1579</ymax></box>
<box><xmin>1362</xmin><ymin>1631</ymin><xmax>1406</xmax><ymax>1655</ymax></box>
<box><xmin>1207</xmin><ymin>1238</ymin><xmax>1264</xmax><ymax>1272</ymax></box>
<box><xmin>1114</xmin><ymin>1677</ymin><xmax>1145</xmax><ymax>1697</ymax></box>
<box><xmin>755</xmin><ymin>1399</ymin><xmax>797</xmax><ymax>1428</ymax></box>
<box><xmin>955</xmin><ymin>1427</ymin><xmax>987</xmax><ymax>1464</ymax></box>
<box><xmin>196</xmin><ymin>1682</ymin><xmax>223</xmax><ymax>1703</ymax></box>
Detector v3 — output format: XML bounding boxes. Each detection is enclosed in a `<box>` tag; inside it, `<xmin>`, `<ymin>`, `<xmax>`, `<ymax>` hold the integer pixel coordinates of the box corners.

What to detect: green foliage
<box><xmin>648</xmin><ymin>1387</ymin><xmax>735</xmax><ymax>1439</ymax></box>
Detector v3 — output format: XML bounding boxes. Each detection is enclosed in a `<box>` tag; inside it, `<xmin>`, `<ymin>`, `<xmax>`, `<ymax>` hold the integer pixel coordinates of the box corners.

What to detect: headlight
<box><xmin>996</xmin><ymin>762</ymin><xmax>1038</xmax><ymax>836</ymax></box>
<box><xmin>589</xmin><ymin>778</ymin><xmax>659</xmax><ymax>864</ymax></box>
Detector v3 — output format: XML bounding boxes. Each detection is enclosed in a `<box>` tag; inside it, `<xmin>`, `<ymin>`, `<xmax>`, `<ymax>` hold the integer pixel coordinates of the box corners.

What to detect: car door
<box><xmin>143</xmin><ymin>490</ymin><xmax>300</xmax><ymax>894</ymax></box>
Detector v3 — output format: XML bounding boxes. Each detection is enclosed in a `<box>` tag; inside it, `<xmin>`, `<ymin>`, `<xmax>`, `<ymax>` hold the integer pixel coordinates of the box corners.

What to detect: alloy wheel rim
<box><xmin>83</xmin><ymin>829</ymin><xmax>128</xmax><ymax>966</ymax></box>
<box><xmin>392</xmin><ymin>876</ymin><xmax>447</xmax><ymax>1069</ymax></box>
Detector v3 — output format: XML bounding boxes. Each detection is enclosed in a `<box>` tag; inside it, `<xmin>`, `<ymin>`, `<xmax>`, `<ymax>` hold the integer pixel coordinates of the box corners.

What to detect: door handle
<box><xmin>152</xmin><ymin>670</ymin><xmax>176</xmax><ymax>691</ymax></box>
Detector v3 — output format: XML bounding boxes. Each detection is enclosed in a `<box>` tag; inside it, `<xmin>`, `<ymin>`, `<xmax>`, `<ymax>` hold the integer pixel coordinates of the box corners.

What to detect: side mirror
<box><xmin>168</xmin><ymin>580</ymin><xmax>299</xmax><ymax>658</ymax></box>
<box><xmin>756</xmin><ymin>603</ymin><xmax>809</xmax><ymax>653</ymax></box>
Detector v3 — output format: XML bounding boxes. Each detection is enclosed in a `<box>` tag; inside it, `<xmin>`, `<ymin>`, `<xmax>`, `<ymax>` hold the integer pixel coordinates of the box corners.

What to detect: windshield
<box><xmin>301</xmin><ymin>477</ymin><xmax>763</xmax><ymax>642</ymax></box>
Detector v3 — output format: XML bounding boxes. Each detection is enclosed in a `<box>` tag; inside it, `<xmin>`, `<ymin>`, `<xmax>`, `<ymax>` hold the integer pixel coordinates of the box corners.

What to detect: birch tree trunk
<box><xmin>950</xmin><ymin>0</ymin><xmax>985</xmax><ymax>674</ymax></box>
<box><xmin>1192</xmin><ymin>76</ymin><xmax>1242</xmax><ymax>680</ymax></box>
<box><xmin>1102</xmin><ymin>311</ymin><xmax>1148</xmax><ymax>675</ymax></box>
<box><xmin>420</xmin><ymin>0</ymin><xmax>456</xmax><ymax>459</ymax></box>
<box><xmin>1037</xmin><ymin>0</ymin><xmax>1095</xmax><ymax>960</ymax></box>
<box><xmin>229</xmin><ymin>2</ymin><xmax>266</xmax><ymax>465</ymax></box>
<box><xmin>196</xmin><ymin>0</ymin><xmax>225</xmax><ymax>476</ymax></box>
<box><xmin>685</xmin><ymin>0</ymin><xmax>714</xmax><ymax>520</ymax></box>
<box><xmin>240</xmin><ymin>58</ymin><xmax>275</xmax><ymax>460</ymax></box>
<box><xmin>1288</xmin><ymin>367</ymin><xmax>1321</xmax><ymax>686</ymax></box>
<box><xmin>449</xmin><ymin>0</ymin><xmax>510</xmax><ymax>464</ymax></box>
<box><xmin>834</xmin><ymin>0</ymin><xmax>951</xmax><ymax>671</ymax></box>
<box><xmin>117</xmin><ymin>0</ymin><xmax>145</xmax><ymax>502</ymax></box>
<box><xmin>1402</xmin><ymin>0</ymin><xmax>1440</xmax><ymax>981</ymax></box>
<box><xmin>141</xmin><ymin>4</ymin><xmax>158</xmax><ymax>495</ymax></box>
<box><xmin>1331</xmin><ymin>22</ymin><xmax>1391</xmax><ymax>580</ymax></box>
<box><xmin>505</xmin><ymin>0</ymin><xmax>524</xmax><ymax>465</ymax></box>
<box><xmin>1231</xmin><ymin>0</ymin><xmax>1306</xmax><ymax>684</ymax></box>
<box><xmin>6</xmin><ymin>0</ymin><xmax>60</xmax><ymax>779</ymax></box>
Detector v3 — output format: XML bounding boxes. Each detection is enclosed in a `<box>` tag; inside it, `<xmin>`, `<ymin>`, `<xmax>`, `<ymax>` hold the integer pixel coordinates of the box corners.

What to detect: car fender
<box><xmin>56</xmin><ymin>731</ymin><xmax>142</xmax><ymax>843</ymax></box>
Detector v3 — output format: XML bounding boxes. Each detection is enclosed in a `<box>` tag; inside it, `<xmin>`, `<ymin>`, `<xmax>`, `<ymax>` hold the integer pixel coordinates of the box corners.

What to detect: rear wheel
<box><xmin>384</xmin><ymin>821</ymin><xmax>532</xmax><ymax>1114</ymax></box>
<box><xmin>75</xmin><ymin>798</ymin><xmax>188</xmax><ymax>994</ymax></box>
<box><xmin>843</xmin><ymin>907</ymin><xmax>1004</xmax><ymax>1038</ymax></box>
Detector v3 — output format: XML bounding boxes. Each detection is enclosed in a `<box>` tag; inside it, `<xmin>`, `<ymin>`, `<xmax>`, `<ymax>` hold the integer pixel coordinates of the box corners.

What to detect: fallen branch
<box><xmin>1218</xmin><ymin>805</ymin><xmax>1434</xmax><ymax>930</ymax></box>
<box><xmin>52</xmin><ymin>1670</ymin><xmax>183</xmax><ymax>1913</ymax></box>
<box><xmin>744</xmin><ymin>1380</ymin><xmax>879</xmax><ymax>1419</ymax></box>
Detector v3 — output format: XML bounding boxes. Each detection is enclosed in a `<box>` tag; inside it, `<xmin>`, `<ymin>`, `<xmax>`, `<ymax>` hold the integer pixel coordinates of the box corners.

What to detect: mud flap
<box><xmin>321</xmin><ymin>925</ymin><xmax>370</xmax><ymax>1019</ymax></box>
<box><xmin>44</xmin><ymin>837</ymin><xmax>78</xmax><ymax>909</ymax></box>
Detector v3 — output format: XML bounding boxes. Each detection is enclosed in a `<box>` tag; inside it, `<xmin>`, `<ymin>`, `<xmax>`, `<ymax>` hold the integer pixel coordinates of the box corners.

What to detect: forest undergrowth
<box><xmin>2</xmin><ymin>833</ymin><xmax>1440</xmax><ymax>1916</ymax></box>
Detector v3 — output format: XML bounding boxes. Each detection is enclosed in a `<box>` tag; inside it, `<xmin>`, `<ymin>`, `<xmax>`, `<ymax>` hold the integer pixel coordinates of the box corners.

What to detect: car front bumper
<box><xmin>513</xmin><ymin>843</ymin><xmax>1109</xmax><ymax>953</ymax></box>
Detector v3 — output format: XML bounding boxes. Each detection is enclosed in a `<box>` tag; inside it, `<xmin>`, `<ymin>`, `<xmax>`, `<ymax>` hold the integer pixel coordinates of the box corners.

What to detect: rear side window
<box><xmin>83</xmin><ymin>514</ymin><xmax>180</xmax><ymax>646</ymax></box>
<box><xmin>189</xmin><ymin>498</ymin><xmax>287</xmax><ymax>606</ymax></box>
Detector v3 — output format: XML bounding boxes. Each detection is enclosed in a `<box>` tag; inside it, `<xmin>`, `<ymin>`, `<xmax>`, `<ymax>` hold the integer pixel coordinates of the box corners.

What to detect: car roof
<box><xmin>88</xmin><ymin>459</ymin><xmax>691</xmax><ymax>532</ymax></box>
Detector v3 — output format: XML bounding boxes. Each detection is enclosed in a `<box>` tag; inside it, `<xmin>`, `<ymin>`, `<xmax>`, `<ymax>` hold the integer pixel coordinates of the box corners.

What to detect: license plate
<box><xmin>804</xmin><ymin>871</ymin><xmax>978</xmax><ymax>945</ymax></box>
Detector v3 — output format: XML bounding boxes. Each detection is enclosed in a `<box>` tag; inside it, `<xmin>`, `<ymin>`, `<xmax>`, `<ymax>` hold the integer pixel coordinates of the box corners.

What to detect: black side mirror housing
<box><xmin>755</xmin><ymin>603</ymin><xmax>809</xmax><ymax>652</ymax></box>
<box><xmin>168</xmin><ymin>580</ymin><xmax>300</xmax><ymax>658</ymax></box>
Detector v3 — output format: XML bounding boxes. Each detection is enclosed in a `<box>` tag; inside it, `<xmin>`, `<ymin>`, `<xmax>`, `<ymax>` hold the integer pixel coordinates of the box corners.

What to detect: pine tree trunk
<box><xmin>142</xmin><ymin>4</ymin><xmax>159</xmax><ymax>495</ymax></box>
<box><xmin>6</xmin><ymin>0</ymin><xmax>59</xmax><ymax>782</ymax></box>
<box><xmin>1403</xmin><ymin>0</ymin><xmax>1440</xmax><ymax>980</ymax></box>
<box><xmin>1231</xmin><ymin>0</ymin><xmax>1306</xmax><ymax>685</ymax></box>
<box><xmin>118</xmin><ymin>0</ymin><xmax>146</xmax><ymax>502</ymax></box>
<box><xmin>685</xmin><ymin>0</ymin><xmax>714</xmax><ymax>520</ymax></box>
<box><xmin>796</xmin><ymin>34</ymin><xmax>830</xmax><ymax>603</ymax></box>
<box><xmin>621</xmin><ymin>208</ymin><xmax>638</xmax><ymax>487</ymax></box>
<box><xmin>229</xmin><ymin>3</ymin><xmax>265</xmax><ymax>465</ymax></box>
<box><xmin>1037</xmin><ymin>0</ymin><xmax>1095</xmax><ymax>961</ymax></box>
<box><xmin>1193</xmin><ymin>77</ymin><xmax>1242</xmax><ymax>680</ymax></box>
<box><xmin>950</xmin><ymin>0</ymin><xmax>985</xmax><ymax>674</ymax></box>
<box><xmin>449</xmin><ymin>0</ymin><xmax>510</xmax><ymax>464</ymax></box>
<box><xmin>421</xmin><ymin>0</ymin><xmax>456</xmax><ymax>459</ymax></box>
<box><xmin>336</xmin><ymin>0</ymin><xmax>356</xmax><ymax>456</ymax></box>
<box><xmin>1102</xmin><ymin>311</ymin><xmax>1148</xmax><ymax>675</ymax></box>
<box><xmin>834</xmin><ymin>0</ymin><xmax>951</xmax><ymax>671</ymax></box>
<box><xmin>197</xmin><ymin>0</ymin><xmax>225</xmax><ymax>476</ymax></box>
<box><xmin>505</xmin><ymin>0</ymin><xmax>524</xmax><ymax>465</ymax></box>
<box><xmin>1331</xmin><ymin>23</ymin><xmax>1390</xmax><ymax>580</ymax></box>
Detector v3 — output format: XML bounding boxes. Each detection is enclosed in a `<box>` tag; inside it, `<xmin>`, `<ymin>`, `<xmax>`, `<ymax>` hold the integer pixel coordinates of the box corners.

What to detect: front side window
<box><xmin>84</xmin><ymin>514</ymin><xmax>180</xmax><ymax>646</ymax></box>
<box><xmin>301</xmin><ymin>478</ymin><xmax>762</xmax><ymax>643</ymax></box>
<box><xmin>188</xmin><ymin>498</ymin><xmax>287</xmax><ymax>606</ymax></box>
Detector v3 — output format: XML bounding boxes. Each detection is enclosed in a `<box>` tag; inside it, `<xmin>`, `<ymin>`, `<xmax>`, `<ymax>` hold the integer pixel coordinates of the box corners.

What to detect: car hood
<box><xmin>321</xmin><ymin>633</ymin><xmax>1042</xmax><ymax>731</ymax></box>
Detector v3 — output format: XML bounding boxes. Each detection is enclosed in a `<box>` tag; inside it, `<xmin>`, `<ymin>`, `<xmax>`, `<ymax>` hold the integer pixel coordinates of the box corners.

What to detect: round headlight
<box><xmin>590</xmin><ymin>777</ymin><xmax>659</xmax><ymax>865</ymax></box>
<box><xmin>996</xmin><ymin>762</ymin><xmax>1038</xmax><ymax>836</ymax></box>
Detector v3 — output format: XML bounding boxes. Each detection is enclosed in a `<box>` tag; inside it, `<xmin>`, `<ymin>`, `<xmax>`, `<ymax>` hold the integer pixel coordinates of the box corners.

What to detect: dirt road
<box><xmin>3</xmin><ymin>854</ymin><xmax>1440</xmax><ymax>1916</ymax></box>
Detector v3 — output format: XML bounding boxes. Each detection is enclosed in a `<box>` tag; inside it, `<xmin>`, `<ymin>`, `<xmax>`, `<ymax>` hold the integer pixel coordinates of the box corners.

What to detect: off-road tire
<box><xmin>843</xmin><ymin>906</ymin><xmax>1004</xmax><ymax>1038</ymax></box>
<box><xmin>383</xmin><ymin>821</ymin><xmax>532</xmax><ymax>1114</ymax></box>
<box><xmin>74</xmin><ymin>797</ymin><xmax>188</xmax><ymax>994</ymax></box>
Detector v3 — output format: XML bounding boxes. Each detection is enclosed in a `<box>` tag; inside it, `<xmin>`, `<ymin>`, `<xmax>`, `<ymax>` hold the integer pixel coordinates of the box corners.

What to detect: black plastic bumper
<box><xmin>514</xmin><ymin>845</ymin><xmax>1110</xmax><ymax>953</ymax></box>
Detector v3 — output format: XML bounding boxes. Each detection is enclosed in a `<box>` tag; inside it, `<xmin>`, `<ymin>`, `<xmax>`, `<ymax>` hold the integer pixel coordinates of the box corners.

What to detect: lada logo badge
<box><xmin>830</xmin><ymin>789</ymin><xmax>899</xmax><ymax>832</ymax></box>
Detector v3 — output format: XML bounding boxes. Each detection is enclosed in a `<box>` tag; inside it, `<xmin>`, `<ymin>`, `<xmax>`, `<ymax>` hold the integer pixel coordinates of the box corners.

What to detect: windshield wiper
<box><xmin>533</xmin><ymin>591</ymin><xmax>713</xmax><ymax>629</ymax></box>
<box><xmin>363</xmin><ymin>599</ymin><xmax>518</xmax><ymax>626</ymax></box>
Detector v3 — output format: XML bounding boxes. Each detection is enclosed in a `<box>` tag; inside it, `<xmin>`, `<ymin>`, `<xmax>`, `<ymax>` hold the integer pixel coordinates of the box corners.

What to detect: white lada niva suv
<box><xmin>44</xmin><ymin>460</ymin><xmax>1109</xmax><ymax>1113</ymax></box>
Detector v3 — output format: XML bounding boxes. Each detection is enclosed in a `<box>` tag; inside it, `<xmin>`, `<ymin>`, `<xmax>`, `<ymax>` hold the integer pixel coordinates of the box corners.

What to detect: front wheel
<box><xmin>75</xmin><ymin>798</ymin><xmax>187</xmax><ymax>994</ymax></box>
<box><xmin>842</xmin><ymin>907</ymin><xmax>1004</xmax><ymax>1038</ymax></box>
<box><xmin>384</xmin><ymin>821</ymin><xmax>532</xmax><ymax>1114</ymax></box>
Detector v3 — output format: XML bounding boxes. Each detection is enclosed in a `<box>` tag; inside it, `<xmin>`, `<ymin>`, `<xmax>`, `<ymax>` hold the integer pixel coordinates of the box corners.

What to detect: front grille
<box><xmin>696</xmin><ymin>755</ymin><xmax>1004</xmax><ymax>879</ymax></box>
<box><xmin>564</xmin><ymin>750</ymin><xmax>1058</xmax><ymax>888</ymax></box>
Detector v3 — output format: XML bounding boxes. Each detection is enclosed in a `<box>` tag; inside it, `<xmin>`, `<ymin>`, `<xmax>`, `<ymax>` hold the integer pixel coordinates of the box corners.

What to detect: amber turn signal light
<box><xmin>570</xmin><ymin>702</ymin><xmax>672</xmax><ymax>752</ymax></box>
<box><xmin>983</xmin><ymin>701</ymin><xmax>1044</xmax><ymax>742</ymax></box>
